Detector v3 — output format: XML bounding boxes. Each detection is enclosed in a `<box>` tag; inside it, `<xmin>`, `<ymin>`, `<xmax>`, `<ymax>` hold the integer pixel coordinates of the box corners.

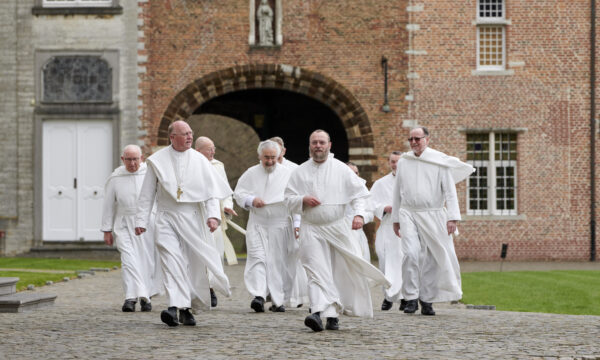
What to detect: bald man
<box><xmin>101</xmin><ymin>145</ymin><xmax>162</xmax><ymax>313</ymax></box>
<box><xmin>194</xmin><ymin>136</ymin><xmax>238</xmax><ymax>308</ymax></box>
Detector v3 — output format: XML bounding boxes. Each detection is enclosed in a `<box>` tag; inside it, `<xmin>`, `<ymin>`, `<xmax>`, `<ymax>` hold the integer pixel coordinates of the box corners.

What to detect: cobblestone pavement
<box><xmin>1</xmin><ymin>263</ymin><xmax>599</xmax><ymax>360</ymax></box>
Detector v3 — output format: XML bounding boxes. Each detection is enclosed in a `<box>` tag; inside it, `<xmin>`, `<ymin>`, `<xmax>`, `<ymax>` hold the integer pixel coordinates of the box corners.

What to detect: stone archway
<box><xmin>157</xmin><ymin>64</ymin><xmax>377</xmax><ymax>180</ymax></box>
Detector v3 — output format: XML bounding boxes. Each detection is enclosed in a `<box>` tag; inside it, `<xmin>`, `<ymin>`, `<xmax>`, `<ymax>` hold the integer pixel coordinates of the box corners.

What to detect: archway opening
<box><xmin>193</xmin><ymin>88</ymin><xmax>349</xmax><ymax>164</ymax></box>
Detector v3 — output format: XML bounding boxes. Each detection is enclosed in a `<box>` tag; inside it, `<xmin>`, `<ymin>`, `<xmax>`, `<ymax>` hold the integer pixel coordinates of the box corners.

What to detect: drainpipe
<box><xmin>591</xmin><ymin>0</ymin><xmax>597</xmax><ymax>261</ymax></box>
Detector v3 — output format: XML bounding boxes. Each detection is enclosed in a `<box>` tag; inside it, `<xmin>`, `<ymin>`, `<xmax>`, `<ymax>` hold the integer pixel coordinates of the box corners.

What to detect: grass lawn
<box><xmin>0</xmin><ymin>257</ymin><xmax>121</xmax><ymax>292</ymax></box>
<box><xmin>461</xmin><ymin>270</ymin><xmax>600</xmax><ymax>316</ymax></box>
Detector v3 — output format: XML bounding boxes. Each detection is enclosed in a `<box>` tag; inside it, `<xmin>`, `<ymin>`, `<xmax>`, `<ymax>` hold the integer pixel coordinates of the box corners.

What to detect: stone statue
<box><xmin>257</xmin><ymin>0</ymin><xmax>274</xmax><ymax>46</ymax></box>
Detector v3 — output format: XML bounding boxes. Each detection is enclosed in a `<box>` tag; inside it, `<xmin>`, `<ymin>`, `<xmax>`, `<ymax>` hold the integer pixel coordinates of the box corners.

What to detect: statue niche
<box><xmin>249</xmin><ymin>0</ymin><xmax>281</xmax><ymax>47</ymax></box>
<box><xmin>257</xmin><ymin>0</ymin><xmax>274</xmax><ymax>46</ymax></box>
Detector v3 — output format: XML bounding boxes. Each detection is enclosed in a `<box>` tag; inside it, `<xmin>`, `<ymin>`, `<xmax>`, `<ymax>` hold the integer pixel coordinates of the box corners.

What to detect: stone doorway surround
<box><xmin>155</xmin><ymin>64</ymin><xmax>377</xmax><ymax>181</ymax></box>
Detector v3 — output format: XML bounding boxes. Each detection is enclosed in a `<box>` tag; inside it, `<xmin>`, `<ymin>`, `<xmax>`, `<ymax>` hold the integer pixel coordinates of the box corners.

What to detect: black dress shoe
<box><xmin>250</xmin><ymin>296</ymin><xmax>265</xmax><ymax>312</ymax></box>
<box><xmin>403</xmin><ymin>299</ymin><xmax>419</xmax><ymax>314</ymax></box>
<box><xmin>325</xmin><ymin>317</ymin><xmax>339</xmax><ymax>330</ymax></box>
<box><xmin>122</xmin><ymin>299</ymin><xmax>136</xmax><ymax>312</ymax></box>
<box><xmin>381</xmin><ymin>299</ymin><xmax>393</xmax><ymax>311</ymax></box>
<box><xmin>210</xmin><ymin>288</ymin><xmax>218</xmax><ymax>308</ymax></box>
<box><xmin>179</xmin><ymin>308</ymin><xmax>197</xmax><ymax>325</ymax></box>
<box><xmin>304</xmin><ymin>312</ymin><xmax>324</xmax><ymax>332</ymax></box>
<box><xmin>269</xmin><ymin>305</ymin><xmax>285</xmax><ymax>312</ymax></box>
<box><xmin>297</xmin><ymin>303</ymin><xmax>303</xmax><ymax>308</ymax></box>
<box><xmin>399</xmin><ymin>299</ymin><xmax>407</xmax><ymax>311</ymax></box>
<box><xmin>140</xmin><ymin>299</ymin><xmax>152</xmax><ymax>312</ymax></box>
<box><xmin>160</xmin><ymin>306</ymin><xmax>179</xmax><ymax>327</ymax></box>
<box><xmin>419</xmin><ymin>299</ymin><xmax>435</xmax><ymax>316</ymax></box>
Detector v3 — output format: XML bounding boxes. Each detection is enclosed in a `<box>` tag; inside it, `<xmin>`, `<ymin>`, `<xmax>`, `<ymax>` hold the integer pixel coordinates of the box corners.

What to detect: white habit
<box><xmin>345</xmin><ymin>197</ymin><xmax>373</xmax><ymax>262</ymax></box>
<box><xmin>286</xmin><ymin>154</ymin><xmax>391</xmax><ymax>318</ymax></box>
<box><xmin>234</xmin><ymin>162</ymin><xmax>301</xmax><ymax>307</ymax></box>
<box><xmin>101</xmin><ymin>162</ymin><xmax>162</xmax><ymax>302</ymax></box>
<box><xmin>136</xmin><ymin>146</ymin><xmax>233</xmax><ymax>311</ymax></box>
<box><xmin>391</xmin><ymin>147</ymin><xmax>474</xmax><ymax>303</ymax></box>
<box><xmin>370</xmin><ymin>172</ymin><xmax>403</xmax><ymax>303</ymax></box>
<box><xmin>208</xmin><ymin>158</ymin><xmax>238</xmax><ymax>266</ymax></box>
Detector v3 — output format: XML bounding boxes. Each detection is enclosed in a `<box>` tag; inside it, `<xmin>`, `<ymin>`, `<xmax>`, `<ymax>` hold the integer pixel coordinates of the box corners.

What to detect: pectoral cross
<box><xmin>177</xmin><ymin>187</ymin><xmax>183</xmax><ymax>200</ymax></box>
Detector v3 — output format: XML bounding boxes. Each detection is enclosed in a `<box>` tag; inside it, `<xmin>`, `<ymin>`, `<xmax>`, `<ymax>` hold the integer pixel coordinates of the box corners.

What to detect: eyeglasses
<box><xmin>123</xmin><ymin>157</ymin><xmax>140</xmax><ymax>162</ymax></box>
<box><xmin>172</xmin><ymin>131</ymin><xmax>193</xmax><ymax>137</ymax></box>
<box><xmin>408</xmin><ymin>136</ymin><xmax>426</xmax><ymax>142</ymax></box>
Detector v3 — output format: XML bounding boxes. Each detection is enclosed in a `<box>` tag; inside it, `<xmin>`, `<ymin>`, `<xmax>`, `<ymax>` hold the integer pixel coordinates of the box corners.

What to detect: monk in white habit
<box><xmin>135</xmin><ymin>121</ymin><xmax>232</xmax><ymax>327</ymax></box>
<box><xmin>370</xmin><ymin>151</ymin><xmax>405</xmax><ymax>311</ymax></box>
<box><xmin>101</xmin><ymin>145</ymin><xmax>162</xmax><ymax>312</ymax></box>
<box><xmin>195</xmin><ymin>136</ymin><xmax>238</xmax><ymax>308</ymax></box>
<box><xmin>392</xmin><ymin>126</ymin><xmax>474</xmax><ymax>316</ymax></box>
<box><xmin>285</xmin><ymin>130</ymin><xmax>391</xmax><ymax>332</ymax></box>
<box><xmin>270</xmin><ymin>136</ymin><xmax>308</xmax><ymax>308</ymax></box>
<box><xmin>234</xmin><ymin>140</ymin><xmax>296</xmax><ymax>312</ymax></box>
<box><xmin>346</xmin><ymin>162</ymin><xmax>373</xmax><ymax>262</ymax></box>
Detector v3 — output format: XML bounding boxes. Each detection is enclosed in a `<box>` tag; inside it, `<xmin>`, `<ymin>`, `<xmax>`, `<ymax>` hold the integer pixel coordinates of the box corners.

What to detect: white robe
<box><xmin>391</xmin><ymin>147</ymin><xmax>475</xmax><ymax>303</ymax></box>
<box><xmin>345</xmin><ymin>196</ymin><xmax>373</xmax><ymax>262</ymax></box>
<box><xmin>286</xmin><ymin>155</ymin><xmax>391</xmax><ymax>318</ymax></box>
<box><xmin>101</xmin><ymin>162</ymin><xmax>162</xmax><ymax>301</ymax></box>
<box><xmin>234</xmin><ymin>163</ymin><xmax>302</xmax><ymax>307</ymax></box>
<box><xmin>136</xmin><ymin>146</ymin><xmax>233</xmax><ymax>311</ymax></box>
<box><xmin>209</xmin><ymin>158</ymin><xmax>237</xmax><ymax>266</ymax></box>
<box><xmin>278</xmin><ymin>158</ymin><xmax>309</xmax><ymax>307</ymax></box>
<box><xmin>370</xmin><ymin>172</ymin><xmax>403</xmax><ymax>303</ymax></box>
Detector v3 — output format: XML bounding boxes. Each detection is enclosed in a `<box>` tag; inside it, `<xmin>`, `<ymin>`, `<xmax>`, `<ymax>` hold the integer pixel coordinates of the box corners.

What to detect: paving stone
<box><xmin>0</xmin><ymin>265</ymin><xmax>598</xmax><ymax>359</ymax></box>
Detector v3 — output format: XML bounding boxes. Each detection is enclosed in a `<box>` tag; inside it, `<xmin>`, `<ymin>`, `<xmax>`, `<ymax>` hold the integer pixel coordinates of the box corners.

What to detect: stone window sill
<box><xmin>32</xmin><ymin>6</ymin><xmax>123</xmax><ymax>16</ymax></box>
<box><xmin>471</xmin><ymin>69</ymin><xmax>515</xmax><ymax>76</ymax></box>
<box><xmin>462</xmin><ymin>214</ymin><xmax>527</xmax><ymax>221</ymax></box>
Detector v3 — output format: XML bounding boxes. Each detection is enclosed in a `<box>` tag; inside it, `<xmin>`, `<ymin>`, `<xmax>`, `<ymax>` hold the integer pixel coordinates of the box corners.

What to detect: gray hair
<box><xmin>257</xmin><ymin>140</ymin><xmax>281</xmax><ymax>157</ymax></box>
<box><xmin>411</xmin><ymin>126</ymin><xmax>429</xmax><ymax>137</ymax></box>
<box><xmin>122</xmin><ymin>144</ymin><xmax>142</xmax><ymax>157</ymax></box>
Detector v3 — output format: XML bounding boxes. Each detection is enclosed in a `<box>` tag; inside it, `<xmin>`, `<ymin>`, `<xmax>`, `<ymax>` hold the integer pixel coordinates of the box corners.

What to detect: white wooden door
<box><xmin>43</xmin><ymin>120</ymin><xmax>113</xmax><ymax>241</ymax></box>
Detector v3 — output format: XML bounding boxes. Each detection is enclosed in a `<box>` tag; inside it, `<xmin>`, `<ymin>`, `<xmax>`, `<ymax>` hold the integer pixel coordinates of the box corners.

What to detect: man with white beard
<box><xmin>101</xmin><ymin>145</ymin><xmax>162</xmax><ymax>312</ymax></box>
<box><xmin>269</xmin><ymin>136</ymin><xmax>308</xmax><ymax>308</ymax></box>
<box><xmin>345</xmin><ymin>162</ymin><xmax>373</xmax><ymax>262</ymax></box>
<box><xmin>285</xmin><ymin>130</ymin><xmax>391</xmax><ymax>332</ymax></box>
<box><xmin>195</xmin><ymin>136</ymin><xmax>238</xmax><ymax>308</ymax></box>
<box><xmin>370</xmin><ymin>151</ymin><xmax>405</xmax><ymax>311</ymax></box>
<box><xmin>392</xmin><ymin>126</ymin><xmax>474</xmax><ymax>316</ymax></box>
<box><xmin>234</xmin><ymin>140</ymin><xmax>296</xmax><ymax>313</ymax></box>
<box><xmin>135</xmin><ymin>121</ymin><xmax>233</xmax><ymax>327</ymax></box>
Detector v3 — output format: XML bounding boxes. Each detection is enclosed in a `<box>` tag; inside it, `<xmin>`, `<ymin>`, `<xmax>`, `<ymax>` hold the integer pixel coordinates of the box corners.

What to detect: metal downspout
<box><xmin>591</xmin><ymin>0</ymin><xmax>597</xmax><ymax>261</ymax></box>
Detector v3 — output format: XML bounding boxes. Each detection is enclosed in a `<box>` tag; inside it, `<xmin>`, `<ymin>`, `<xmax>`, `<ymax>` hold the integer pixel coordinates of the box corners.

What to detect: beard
<box><xmin>262</xmin><ymin>161</ymin><xmax>276</xmax><ymax>173</ymax></box>
<box><xmin>310</xmin><ymin>148</ymin><xmax>329</xmax><ymax>162</ymax></box>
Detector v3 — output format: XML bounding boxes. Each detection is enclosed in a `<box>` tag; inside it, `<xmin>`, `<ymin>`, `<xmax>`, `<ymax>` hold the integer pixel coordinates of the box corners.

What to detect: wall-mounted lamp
<box><xmin>381</xmin><ymin>56</ymin><xmax>391</xmax><ymax>113</ymax></box>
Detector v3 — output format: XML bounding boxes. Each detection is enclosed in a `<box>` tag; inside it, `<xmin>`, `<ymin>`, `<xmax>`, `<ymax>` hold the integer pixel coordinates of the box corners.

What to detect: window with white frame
<box><xmin>467</xmin><ymin>132</ymin><xmax>517</xmax><ymax>215</ymax></box>
<box><xmin>476</xmin><ymin>0</ymin><xmax>506</xmax><ymax>71</ymax></box>
<box><xmin>42</xmin><ymin>0</ymin><xmax>112</xmax><ymax>7</ymax></box>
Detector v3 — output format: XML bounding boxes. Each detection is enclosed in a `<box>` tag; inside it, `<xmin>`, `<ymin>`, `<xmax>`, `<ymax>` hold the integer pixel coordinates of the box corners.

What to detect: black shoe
<box><xmin>419</xmin><ymin>299</ymin><xmax>435</xmax><ymax>316</ymax></box>
<box><xmin>250</xmin><ymin>296</ymin><xmax>265</xmax><ymax>312</ymax></box>
<box><xmin>297</xmin><ymin>303</ymin><xmax>303</xmax><ymax>308</ymax></box>
<box><xmin>325</xmin><ymin>317</ymin><xmax>339</xmax><ymax>330</ymax></box>
<box><xmin>122</xmin><ymin>299</ymin><xmax>136</xmax><ymax>312</ymax></box>
<box><xmin>381</xmin><ymin>299</ymin><xmax>393</xmax><ymax>311</ymax></box>
<box><xmin>179</xmin><ymin>308</ymin><xmax>197</xmax><ymax>326</ymax></box>
<box><xmin>304</xmin><ymin>312</ymin><xmax>324</xmax><ymax>332</ymax></box>
<box><xmin>269</xmin><ymin>305</ymin><xmax>285</xmax><ymax>312</ymax></box>
<box><xmin>399</xmin><ymin>299</ymin><xmax>407</xmax><ymax>311</ymax></box>
<box><xmin>403</xmin><ymin>299</ymin><xmax>419</xmax><ymax>314</ymax></box>
<box><xmin>160</xmin><ymin>307</ymin><xmax>179</xmax><ymax>327</ymax></box>
<box><xmin>210</xmin><ymin>288</ymin><xmax>218</xmax><ymax>308</ymax></box>
<box><xmin>140</xmin><ymin>299</ymin><xmax>152</xmax><ymax>312</ymax></box>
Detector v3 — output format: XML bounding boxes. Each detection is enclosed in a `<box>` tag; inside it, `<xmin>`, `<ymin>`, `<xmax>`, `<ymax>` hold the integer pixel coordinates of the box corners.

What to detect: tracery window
<box><xmin>42</xmin><ymin>56</ymin><xmax>112</xmax><ymax>103</ymax></box>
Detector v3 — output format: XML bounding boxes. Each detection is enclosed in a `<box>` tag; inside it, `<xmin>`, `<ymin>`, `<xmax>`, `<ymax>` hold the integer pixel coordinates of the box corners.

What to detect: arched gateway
<box><xmin>156</xmin><ymin>64</ymin><xmax>377</xmax><ymax>180</ymax></box>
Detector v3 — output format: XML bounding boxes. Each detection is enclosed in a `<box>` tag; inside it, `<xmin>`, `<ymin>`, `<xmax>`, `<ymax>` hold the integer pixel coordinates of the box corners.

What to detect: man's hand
<box><xmin>393</xmin><ymin>223</ymin><xmax>401</xmax><ymax>238</ymax></box>
<box><xmin>384</xmin><ymin>205</ymin><xmax>392</xmax><ymax>214</ymax></box>
<box><xmin>252</xmin><ymin>198</ymin><xmax>265</xmax><ymax>208</ymax></box>
<box><xmin>447</xmin><ymin>220</ymin><xmax>457</xmax><ymax>235</ymax></box>
<box><xmin>302</xmin><ymin>196</ymin><xmax>321</xmax><ymax>208</ymax></box>
<box><xmin>294</xmin><ymin>227</ymin><xmax>300</xmax><ymax>239</ymax></box>
<box><xmin>351</xmin><ymin>215</ymin><xmax>364</xmax><ymax>230</ymax></box>
<box><xmin>103</xmin><ymin>232</ymin><xmax>114</xmax><ymax>246</ymax></box>
<box><xmin>224</xmin><ymin>207</ymin><xmax>238</xmax><ymax>216</ymax></box>
<box><xmin>207</xmin><ymin>218</ymin><xmax>219</xmax><ymax>232</ymax></box>
<box><xmin>135</xmin><ymin>227</ymin><xmax>146</xmax><ymax>236</ymax></box>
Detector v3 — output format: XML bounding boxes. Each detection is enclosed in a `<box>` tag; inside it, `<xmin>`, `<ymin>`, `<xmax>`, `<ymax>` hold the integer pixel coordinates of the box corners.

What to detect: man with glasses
<box><xmin>195</xmin><ymin>136</ymin><xmax>238</xmax><ymax>308</ymax></box>
<box><xmin>391</xmin><ymin>127</ymin><xmax>474</xmax><ymax>316</ymax></box>
<box><xmin>135</xmin><ymin>120</ymin><xmax>233</xmax><ymax>327</ymax></box>
<box><xmin>101</xmin><ymin>145</ymin><xmax>162</xmax><ymax>313</ymax></box>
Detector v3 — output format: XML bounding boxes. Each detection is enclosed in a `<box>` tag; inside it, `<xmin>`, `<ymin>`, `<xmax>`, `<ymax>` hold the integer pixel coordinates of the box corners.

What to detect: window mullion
<box><xmin>488</xmin><ymin>132</ymin><xmax>497</xmax><ymax>214</ymax></box>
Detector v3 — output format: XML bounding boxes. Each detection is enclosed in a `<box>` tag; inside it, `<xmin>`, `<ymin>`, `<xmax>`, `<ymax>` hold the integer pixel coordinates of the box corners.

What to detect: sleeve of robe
<box><xmin>370</xmin><ymin>181</ymin><xmax>388</xmax><ymax>221</ymax></box>
<box><xmin>215</xmin><ymin>162</ymin><xmax>234</xmax><ymax>210</ymax></box>
<box><xmin>205</xmin><ymin>198</ymin><xmax>222</xmax><ymax>223</ymax></box>
<box><xmin>441</xmin><ymin>166</ymin><xmax>461</xmax><ymax>221</ymax></box>
<box><xmin>101</xmin><ymin>178</ymin><xmax>117</xmax><ymax>232</ymax></box>
<box><xmin>391</xmin><ymin>170</ymin><xmax>402</xmax><ymax>224</ymax></box>
<box><xmin>350</xmin><ymin>196</ymin><xmax>367</xmax><ymax>220</ymax></box>
<box><xmin>136</xmin><ymin>165</ymin><xmax>158</xmax><ymax>229</ymax></box>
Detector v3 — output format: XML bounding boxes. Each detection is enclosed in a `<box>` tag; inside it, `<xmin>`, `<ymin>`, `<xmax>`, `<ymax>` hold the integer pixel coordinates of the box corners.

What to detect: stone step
<box><xmin>0</xmin><ymin>292</ymin><xmax>57</xmax><ymax>313</ymax></box>
<box><xmin>0</xmin><ymin>277</ymin><xmax>19</xmax><ymax>296</ymax></box>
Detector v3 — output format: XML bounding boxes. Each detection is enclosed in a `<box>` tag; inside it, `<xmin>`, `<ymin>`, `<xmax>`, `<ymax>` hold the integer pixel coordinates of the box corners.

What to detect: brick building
<box><xmin>1</xmin><ymin>0</ymin><xmax>598</xmax><ymax>262</ymax></box>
